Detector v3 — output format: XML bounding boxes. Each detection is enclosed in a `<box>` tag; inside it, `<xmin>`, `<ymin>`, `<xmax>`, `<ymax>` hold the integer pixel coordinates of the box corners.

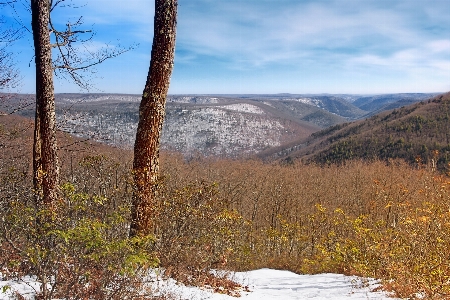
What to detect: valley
<box><xmin>0</xmin><ymin>92</ymin><xmax>439</xmax><ymax>158</ymax></box>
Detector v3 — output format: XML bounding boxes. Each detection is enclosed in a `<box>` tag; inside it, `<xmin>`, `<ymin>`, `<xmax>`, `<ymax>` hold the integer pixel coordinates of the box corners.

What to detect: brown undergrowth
<box><xmin>2</xmin><ymin>114</ymin><xmax>450</xmax><ymax>298</ymax></box>
<box><xmin>159</xmin><ymin>155</ymin><xmax>450</xmax><ymax>299</ymax></box>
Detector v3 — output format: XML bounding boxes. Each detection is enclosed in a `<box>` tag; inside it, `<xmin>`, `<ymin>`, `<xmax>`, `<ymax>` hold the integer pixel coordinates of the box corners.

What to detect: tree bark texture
<box><xmin>130</xmin><ymin>0</ymin><xmax>178</xmax><ymax>237</ymax></box>
<box><xmin>31</xmin><ymin>0</ymin><xmax>59</xmax><ymax>205</ymax></box>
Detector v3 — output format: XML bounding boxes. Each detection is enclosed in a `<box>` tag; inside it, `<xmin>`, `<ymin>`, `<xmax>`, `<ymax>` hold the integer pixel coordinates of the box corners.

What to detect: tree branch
<box><xmin>0</xmin><ymin>16</ymin><xmax>21</xmax><ymax>89</ymax></box>
<box><xmin>0</xmin><ymin>0</ymin><xmax>17</xmax><ymax>4</ymax></box>
<box><xmin>45</xmin><ymin>7</ymin><xmax>136</xmax><ymax>91</ymax></box>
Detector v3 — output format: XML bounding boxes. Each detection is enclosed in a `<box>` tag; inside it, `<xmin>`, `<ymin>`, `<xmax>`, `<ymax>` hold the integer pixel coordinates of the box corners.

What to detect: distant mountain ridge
<box><xmin>0</xmin><ymin>92</ymin><xmax>441</xmax><ymax>158</ymax></box>
<box><xmin>261</xmin><ymin>92</ymin><xmax>450</xmax><ymax>171</ymax></box>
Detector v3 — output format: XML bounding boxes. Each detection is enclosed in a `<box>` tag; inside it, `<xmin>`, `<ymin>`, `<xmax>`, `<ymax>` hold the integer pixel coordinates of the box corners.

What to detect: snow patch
<box><xmin>0</xmin><ymin>275</ymin><xmax>41</xmax><ymax>300</ymax></box>
<box><xmin>217</xmin><ymin>103</ymin><xmax>265</xmax><ymax>115</ymax></box>
<box><xmin>1</xmin><ymin>269</ymin><xmax>399</xmax><ymax>300</ymax></box>
<box><xmin>293</xmin><ymin>98</ymin><xmax>323</xmax><ymax>107</ymax></box>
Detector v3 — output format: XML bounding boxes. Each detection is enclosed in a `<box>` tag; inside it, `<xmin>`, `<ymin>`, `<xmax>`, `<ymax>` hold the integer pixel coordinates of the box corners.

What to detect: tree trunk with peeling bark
<box><xmin>31</xmin><ymin>0</ymin><xmax>59</xmax><ymax>205</ymax></box>
<box><xmin>130</xmin><ymin>0</ymin><xmax>177</xmax><ymax>237</ymax></box>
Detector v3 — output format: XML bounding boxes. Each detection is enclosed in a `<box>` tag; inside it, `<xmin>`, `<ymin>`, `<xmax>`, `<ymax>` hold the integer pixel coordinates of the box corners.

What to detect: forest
<box><xmin>1</xmin><ymin>106</ymin><xmax>450</xmax><ymax>298</ymax></box>
<box><xmin>1</xmin><ymin>0</ymin><xmax>450</xmax><ymax>299</ymax></box>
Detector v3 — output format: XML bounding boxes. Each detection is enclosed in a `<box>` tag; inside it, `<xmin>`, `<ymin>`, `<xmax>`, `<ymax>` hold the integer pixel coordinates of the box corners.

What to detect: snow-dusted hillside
<box><xmin>0</xmin><ymin>92</ymin><xmax>436</xmax><ymax>158</ymax></box>
<box><xmin>32</xmin><ymin>93</ymin><xmax>432</xmax><ymax>158</ymax></box>
<box><xmin>162</xmin><ymin>105</ymin><xmax>284</xmax><ymax>156</ymax></box>
<box><xmin>54</xmin><ymin>95</ymin><xmax>325</xmax><ymax>157</ymax></box>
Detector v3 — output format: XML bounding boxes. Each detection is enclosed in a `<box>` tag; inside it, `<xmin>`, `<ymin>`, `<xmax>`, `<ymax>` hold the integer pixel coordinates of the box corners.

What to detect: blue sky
<box><xmin>2</xmin><ymin>0</ymin><xmax>450</xmax><ymax>94</ymax></box>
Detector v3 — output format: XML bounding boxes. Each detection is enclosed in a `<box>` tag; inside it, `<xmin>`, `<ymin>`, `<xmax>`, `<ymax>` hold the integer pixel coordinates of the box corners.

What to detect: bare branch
<box><xmin>4</xmin><ymin>100</ymin><xmax>34</xmax><ymax>115</ymax></box>
<box><xmin>1</xmin><ymin>0</ymin><xmax>31</xmax><ymax>34</ymax></box>
<box><xmin>58</xmin><ymin>138</ymin><xmax>91</xmax><ymax>151</ymax></box>
<box><xmin>0</xmin><ymin>0</ymin><xmax>17</xmax><ymax>4</ymax></box>
<box><xmin>54</xmin><ymin>44</ymin><xmax>133</xmax><ymax>71</ymax></box>
<box><xmin>49</xmin><ymin>16</ymin><xmax>92</xmax><ymax>48</ymax></box>
<box><xmin>45</xmin><ymin>5</ymin><xmax>136</xmax><ymax>91</ymax></box>
<box><xmin>50</xmin><ymin>0</ymin><xmax>86</xmax><ymax>12</ymax></box>
<box><xmin>0</xmin><ymin>16</ymin><xmax>22</xmax><ymax>90</ymax></box>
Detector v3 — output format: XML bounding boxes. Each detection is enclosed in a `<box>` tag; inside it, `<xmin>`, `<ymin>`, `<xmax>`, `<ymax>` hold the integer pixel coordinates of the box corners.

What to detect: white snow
<box><xmin>0</xmin><ymin>269</ymin><xmax>398</xmax><ymax>300</ymax></box>
<box><xmin>159</xmin><ymin>269</ymin><xmax>398</xmax><ymax>300</ymax></box>
<box><xmin>217</xmin><ymin>103</ymin><xmax>265</xmax><ymax>115</ymax></box>
<box><xmin>161</xmin><ymin>107</ymin><xmax>284</xmax><ymax>156</ymax></box>
<box><xmin>294</xmin><ymin>98</ymin><xmax>323</xmax><ymax>108</ymax></box>
<box><xmin>230</xmin><ymin>269</ymin><xmax>397</xmax><ymax>300</ymax></box>
<box><xmin>0</xmin><ymin>275</ymin><xmax>41</xmax><ymax>300</ymax></box>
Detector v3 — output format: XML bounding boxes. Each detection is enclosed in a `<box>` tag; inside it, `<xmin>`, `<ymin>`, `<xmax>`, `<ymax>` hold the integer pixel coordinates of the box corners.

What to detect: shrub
<box><xmin>0</xmin><ymin>182</ymin><xmax>158</xmax><ymax>299</ymax></box>
<box><xmin>154</xmin><ymin>179</ymin><xmax>247</xmax><ymax>294</ymax></box>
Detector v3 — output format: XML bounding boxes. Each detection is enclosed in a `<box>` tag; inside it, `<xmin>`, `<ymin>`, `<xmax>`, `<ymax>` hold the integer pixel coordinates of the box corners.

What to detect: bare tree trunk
<box><xmin>130</xmin><ymin>0</ymin><xmax>177</xmax><ymax>237</ymax></box>
<box><xmin>31</xmin><ymin>0</ymin><xmax>59</xmax><ymax>205</ymax></box>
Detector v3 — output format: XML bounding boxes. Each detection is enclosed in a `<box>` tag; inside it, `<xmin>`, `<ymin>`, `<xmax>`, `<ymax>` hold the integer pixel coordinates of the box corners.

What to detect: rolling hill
<box><xmin>0</xmin><ymin>92</ymin><xmax>442</xmax><ymax>158</ymax></box>
<box><xmin>262</xmin><ymin>92</ymin><xmax>450</xmax><ymax>171</ymax></box>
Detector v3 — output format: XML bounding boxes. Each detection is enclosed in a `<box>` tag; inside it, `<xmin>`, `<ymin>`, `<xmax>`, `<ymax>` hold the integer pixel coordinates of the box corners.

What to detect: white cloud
<box><xmin>429</xmin><ymin>60</ymin><xmax>450</xmax><ymax>73</ymax></box>
<box><xmin>176</xmin><ymin>1</ymin><xmax>425</xmax><ymax>67</ymax></box>
<box><xmin>7</xmin><ymin>0</ymin><xmax>450</xmax><ymax>94</ymax></box>
<box><xmin>427</xmin><ymin>40</ymin><xmax>450</xmax><ymax>53</ymax></box>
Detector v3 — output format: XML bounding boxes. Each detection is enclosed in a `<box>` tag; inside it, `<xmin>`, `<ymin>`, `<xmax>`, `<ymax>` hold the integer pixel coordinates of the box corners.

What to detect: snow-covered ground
<box><xmin>0</xmin><ymin>275</ymin><xmax>41</xmax><ymax>300</ymax></box>
<box><xmin>1</xmin><ymin>269</ymin><xmax>398</xmax><ymax>300</ymax></box>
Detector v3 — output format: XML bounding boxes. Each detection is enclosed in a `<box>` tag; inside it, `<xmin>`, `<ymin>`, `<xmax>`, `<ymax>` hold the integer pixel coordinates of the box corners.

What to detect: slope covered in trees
<box><xmin>268</xmin><ymin>92</ymin><xmax>450</xmax><ymax>171</ymax></box>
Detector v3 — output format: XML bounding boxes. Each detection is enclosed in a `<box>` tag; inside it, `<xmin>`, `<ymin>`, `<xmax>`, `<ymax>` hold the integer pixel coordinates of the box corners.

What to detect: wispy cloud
<box><xmin>4</xmin><ymin>0</ymin><xmax>450</xmax><ymax>93</ymax></box>
<box><xmin>171</xmin><ymin>0</ymin><xmax>450</xmax><ymax>93</ymax></box>
<box><xmin>177</xmin><ymin>1</ymin><xmax>417</xmax><ymax>67</ymax></box>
